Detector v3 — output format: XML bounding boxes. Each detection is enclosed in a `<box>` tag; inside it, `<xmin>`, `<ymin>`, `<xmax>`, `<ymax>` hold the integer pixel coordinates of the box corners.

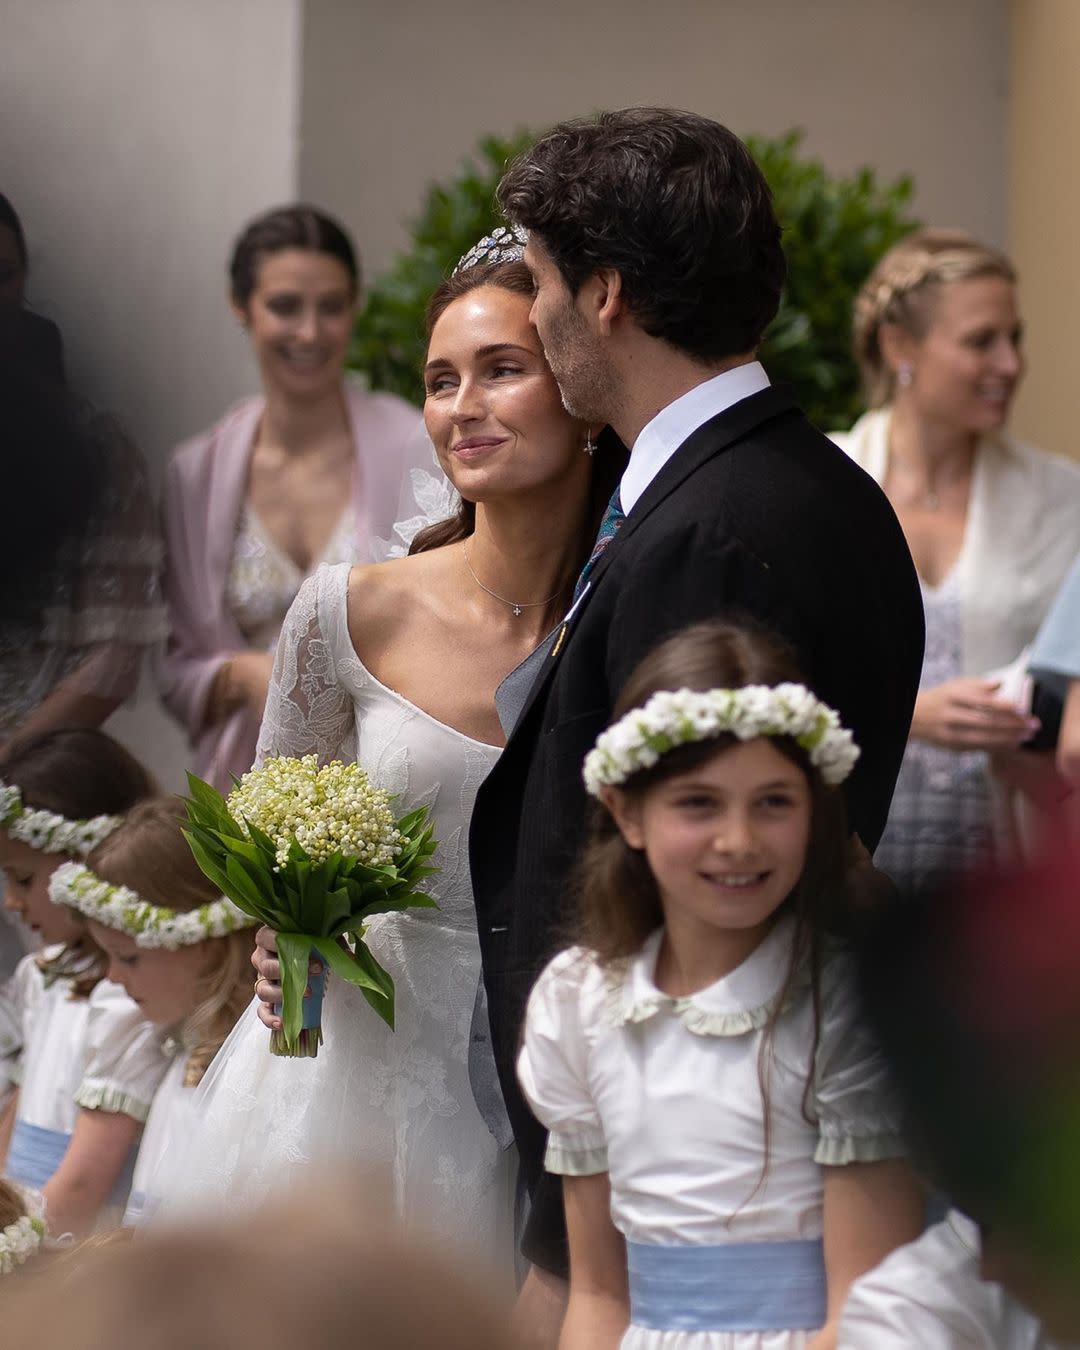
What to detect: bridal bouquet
<box><xmin>183</xmin><ymin>755</ymin><xmax>437</xmax><ymax>1058</ymax></box>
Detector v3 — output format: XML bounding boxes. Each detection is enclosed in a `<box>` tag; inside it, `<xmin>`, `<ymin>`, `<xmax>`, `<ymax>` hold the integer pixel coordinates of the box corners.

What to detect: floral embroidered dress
<box><xmin>519</xmin><ymin>918</ymin><xmax>905</xmax><ymax>1349</ymax></box>
<box><xmin>153</xmin><ymin>563</ymin><xmax>515</xmax><ymax>1272</ymax></box>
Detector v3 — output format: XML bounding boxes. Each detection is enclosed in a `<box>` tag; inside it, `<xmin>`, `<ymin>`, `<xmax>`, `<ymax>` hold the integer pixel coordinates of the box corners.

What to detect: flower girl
<box><xmin>48</xmin><ymin>796</ymin><xmax>255</xmax><ymax>1226</ymax></box>
<box><xmin>0</xmin><ymin>730</ymin><xmax>160</xmax><ymax>1235</ymax></box>
<box><xmin>517</xmin><ymin>622</ymin><xmax>924</xmax><ymax>1350</ymax></box>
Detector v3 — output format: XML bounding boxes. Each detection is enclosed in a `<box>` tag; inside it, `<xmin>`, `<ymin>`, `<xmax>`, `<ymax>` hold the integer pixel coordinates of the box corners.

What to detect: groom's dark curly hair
<box><xmin>497</xmin><ymin>107</ymin><xmax>785</xmax><ymax>363</ymax></box>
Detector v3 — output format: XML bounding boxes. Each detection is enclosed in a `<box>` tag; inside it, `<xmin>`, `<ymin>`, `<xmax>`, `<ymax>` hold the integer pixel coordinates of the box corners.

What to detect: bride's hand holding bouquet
<box><xmin>183</xmin><ymin>755</ymin><xmax>437</xmax><ymax>1057</ymax></box>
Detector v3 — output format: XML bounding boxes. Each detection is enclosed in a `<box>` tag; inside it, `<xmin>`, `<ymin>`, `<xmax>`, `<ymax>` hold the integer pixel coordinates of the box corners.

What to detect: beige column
<box><xmin>1010</xmin><ymin>0</ymin><xmax>1080</xmax><ymax>458</ymax></box>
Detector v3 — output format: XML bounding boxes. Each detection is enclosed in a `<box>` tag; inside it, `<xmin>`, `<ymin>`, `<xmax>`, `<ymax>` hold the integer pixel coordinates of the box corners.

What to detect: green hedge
<box><xmin>349</xmin><ymin>128</ymin><xmax>918</xmax><ymax>431</ymax></box>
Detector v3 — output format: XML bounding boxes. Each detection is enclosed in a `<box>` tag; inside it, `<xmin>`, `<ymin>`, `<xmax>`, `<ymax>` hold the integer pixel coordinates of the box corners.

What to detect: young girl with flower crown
<box><xmin>48</xmin><ymin>796</ymin><xmax>256</xmax><ymax>1226</ymax></box>
<box><xmin>517</xmin><ymin>622</ymin><xmax>925</xmax><ymax>1350</ymax></box>
<box><xmin>0</xmin><ymin>729</ymin><xmax>159</xmax><ymax>1236</ymax></box>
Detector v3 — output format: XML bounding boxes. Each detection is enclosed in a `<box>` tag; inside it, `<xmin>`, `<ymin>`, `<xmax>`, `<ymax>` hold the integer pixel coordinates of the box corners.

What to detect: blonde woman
<box><xmin>834</xmin><ymin>229</ymin><xmax>1080</xmax><ymax>890</ymax></box>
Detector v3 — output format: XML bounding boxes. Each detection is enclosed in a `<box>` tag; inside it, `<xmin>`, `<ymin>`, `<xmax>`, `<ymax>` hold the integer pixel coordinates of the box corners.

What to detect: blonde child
<box><xmin>517</xmin><ymin>622</ymin><xmax>924</xmax><ymax>1350</ymax></box>
<box><xmin>48</xmin><ymin>797</ymin><xmax>256</xmax><ymax>1226</ymax></box>
<box><xmin>0</xmin><ymin>730</ymin><xmax>159</xmax><ymax>1235</ymax></box>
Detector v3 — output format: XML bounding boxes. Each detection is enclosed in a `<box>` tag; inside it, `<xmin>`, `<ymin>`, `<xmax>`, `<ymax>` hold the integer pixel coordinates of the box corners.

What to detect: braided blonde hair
<box><xmin>853</xmin><ymin>229</ymin><xmax>1016</xmax><ymax>408</ymax></box>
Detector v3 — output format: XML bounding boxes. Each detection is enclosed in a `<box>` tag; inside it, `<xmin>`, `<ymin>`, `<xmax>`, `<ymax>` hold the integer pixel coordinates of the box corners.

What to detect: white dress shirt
<box><xmin>619</xmin><ymin>360</ymin><xmax>771</xmax><ymax>515</ymax></box>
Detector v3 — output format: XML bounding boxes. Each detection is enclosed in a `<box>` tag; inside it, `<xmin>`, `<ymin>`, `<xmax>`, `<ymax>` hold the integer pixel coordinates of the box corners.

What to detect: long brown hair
<box><xmin>409</xmin><ymin>258</ymin><xmax>626</xmax><ymax>557</ymax></box>
<box><xmin>577</xmin><ymin>620</ymin><xmax>856</xmax><ymax>1194</ymax></box>
<box><xmin>0</xmin><ymin>730</ymin><xmax>156</xmax><ymax>999</ymax></box>
<box><xmin>89</xmin><ymin>799</ymin><xmax>251</xmax><ymax>1086</ymax></box>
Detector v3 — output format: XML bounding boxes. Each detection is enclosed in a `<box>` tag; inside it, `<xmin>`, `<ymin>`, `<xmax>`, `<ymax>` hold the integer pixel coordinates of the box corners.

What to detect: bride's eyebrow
<box><xmin>424</xmin><ymin>342</ymin><xmax>537</xmax><ymax>374</ymax></box>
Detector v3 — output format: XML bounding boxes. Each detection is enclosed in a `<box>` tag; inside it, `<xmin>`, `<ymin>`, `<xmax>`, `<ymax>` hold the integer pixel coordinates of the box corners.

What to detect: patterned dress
<box><xmin>873</xmin><ymin>572</ymin><xmax>998</xmax><ymax>894</ymax></box>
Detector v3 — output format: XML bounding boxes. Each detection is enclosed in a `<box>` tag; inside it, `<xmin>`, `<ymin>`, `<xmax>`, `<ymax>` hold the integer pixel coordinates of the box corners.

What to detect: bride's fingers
<box><xmin>255</xmin><ymin>1000</ymin><xmax>282</xmax><ymax>1031</ymax></box>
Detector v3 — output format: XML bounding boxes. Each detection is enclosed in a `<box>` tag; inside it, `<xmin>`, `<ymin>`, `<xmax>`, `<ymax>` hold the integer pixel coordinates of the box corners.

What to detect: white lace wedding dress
<box><xmin>153</xmin><ymin>563</ymin><xmax>515</xmax><ymax>1271</ymax></box>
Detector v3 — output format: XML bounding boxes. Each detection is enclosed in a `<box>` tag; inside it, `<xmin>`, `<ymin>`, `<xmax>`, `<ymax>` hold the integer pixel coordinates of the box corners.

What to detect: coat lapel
<box><xmin>508</xmin><ymin>386</ymin><xmax>799</xmax><ymax>734</ymax></box>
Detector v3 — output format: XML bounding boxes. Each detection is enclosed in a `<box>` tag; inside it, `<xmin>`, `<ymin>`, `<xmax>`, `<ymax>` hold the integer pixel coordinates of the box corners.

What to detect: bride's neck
<box><xmin>467</xmin><ymin>488</ymin><xmax>592</xmax><ymax>627</ymax></box>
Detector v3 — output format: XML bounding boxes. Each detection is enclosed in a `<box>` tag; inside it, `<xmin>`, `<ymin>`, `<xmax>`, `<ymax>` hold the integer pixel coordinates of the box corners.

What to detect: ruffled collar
<box><xmin>603</xmin><ymin>916</ymin><xmax>806</xmax><ymax>1037</ymax></box>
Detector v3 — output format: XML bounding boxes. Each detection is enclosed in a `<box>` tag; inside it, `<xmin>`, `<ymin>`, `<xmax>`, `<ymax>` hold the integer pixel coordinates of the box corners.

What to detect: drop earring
<box><xmin>584</xmin><ymin>430</ymin><xmax>596</xmax><ymax>456</ymax></box>
<box><xmin>897</xmin><ymin>362</ymin><xmax>913</xmax><ymax>388</ymax></box>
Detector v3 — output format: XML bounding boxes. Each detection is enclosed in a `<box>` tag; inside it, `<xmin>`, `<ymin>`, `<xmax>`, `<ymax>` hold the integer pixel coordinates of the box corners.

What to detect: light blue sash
<box><xmin>627</xmin><ymin>1237</ymin><xmax>827</xmax><ymax>1333</ymax></box>
<box><xmin>6</xmin><ymin>1119</ymin><xmax>70</xmax><ymax>1188</ymax></box>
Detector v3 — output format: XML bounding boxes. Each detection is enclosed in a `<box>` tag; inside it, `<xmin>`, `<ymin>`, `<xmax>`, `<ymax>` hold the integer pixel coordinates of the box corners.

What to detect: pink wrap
<box><xmin>158</xmin><ymin>382</ymin><xmax>429</xmax><ymax>790</ymax></box>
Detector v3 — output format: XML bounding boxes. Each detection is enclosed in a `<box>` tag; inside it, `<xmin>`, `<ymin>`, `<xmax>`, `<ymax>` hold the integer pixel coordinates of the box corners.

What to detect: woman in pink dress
<box><xmin>158</xmin><ymin>205</ymin><xmax>434</xmax><ymax>790</ymax></box>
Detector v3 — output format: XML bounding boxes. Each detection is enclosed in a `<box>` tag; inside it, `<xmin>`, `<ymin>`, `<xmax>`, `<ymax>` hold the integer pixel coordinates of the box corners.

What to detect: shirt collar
<box><xmin>620</xmin><ymin>360</ymin><xmax>771</xmax><ymax>515</ymax></box>
<box><xmin>609</xmin><ymin>915</ymin><xmax>802</xmax><ymax>1037</ymax></box>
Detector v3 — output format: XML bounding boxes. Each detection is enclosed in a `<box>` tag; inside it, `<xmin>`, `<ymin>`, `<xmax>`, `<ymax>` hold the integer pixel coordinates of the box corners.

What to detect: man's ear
<box><xmin>578</xmin><ymin>268</ymin><xmax>624</xmax><ymax>335</ymax></box>
<box><xmin>600</xmin><ymin>785</ymin><xmax>645</xmax><ymax>849</ymax></box>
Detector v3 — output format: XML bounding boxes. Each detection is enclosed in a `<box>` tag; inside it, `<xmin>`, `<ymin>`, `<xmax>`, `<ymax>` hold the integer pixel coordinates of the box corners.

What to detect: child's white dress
<box><xmin>518</xmin><ymin>917</ymin><xmax>905</xmax><ymax>1350</ymax></box>
<box><xmin>4</xmin><ymin>951</ymin><xmax>169</xmax><ymax>1220</ymax></box>
<box><xmin>123</xmin><ymin>1047</ymin><xmax>194</xmax><ymax>1227</ymax></box>
<box><xmin>838</xmin><ymin>1210</ymin><xmax>1061</xmax><ymax>1349</ymax></box>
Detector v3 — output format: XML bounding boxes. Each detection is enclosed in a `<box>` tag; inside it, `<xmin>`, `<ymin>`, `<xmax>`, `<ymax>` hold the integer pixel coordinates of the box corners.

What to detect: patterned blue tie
<box><xmin>573</xmin><ymin>487</ymin><xmax>625</xmax><ymax>603</ymax></box>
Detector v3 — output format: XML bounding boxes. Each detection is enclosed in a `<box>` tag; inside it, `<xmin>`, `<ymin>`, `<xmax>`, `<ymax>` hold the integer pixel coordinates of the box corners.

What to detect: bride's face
<box><xmin>423</xmin><ymin>285</ymin><xmax>590</xmax><ymax>505</ymax></box>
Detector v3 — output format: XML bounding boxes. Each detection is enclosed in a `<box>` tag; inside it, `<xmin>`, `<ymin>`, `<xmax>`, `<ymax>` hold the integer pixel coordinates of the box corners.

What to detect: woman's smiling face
<box><xmin>423</xmin><ymin>284</ymin><xmax>590</xmax><ymax>506</ymax></box>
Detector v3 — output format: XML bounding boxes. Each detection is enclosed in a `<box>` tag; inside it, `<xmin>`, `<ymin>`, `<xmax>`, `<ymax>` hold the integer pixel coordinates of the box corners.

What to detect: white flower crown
<box><xmin>0</xmin><ymin>780</ymin><xmax>121</xmax><ymax>857</ymax></box>
<box><xmin>0</xmin><ymin>1184</ymin><xmax>45</xmax><ymax>1276</ymax></box>
<box><xmin>49</xmin><ymin>861</ymin><xmax>256</xmax><ymax>950</ymax></box>
<box><xmin>582</xmin><ymin>683</ymin><xmax>861</xmax><ymax>797</ymax></box>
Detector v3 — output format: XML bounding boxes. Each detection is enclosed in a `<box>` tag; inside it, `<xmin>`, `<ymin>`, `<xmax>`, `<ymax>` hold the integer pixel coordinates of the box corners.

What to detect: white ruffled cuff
<box><xmin>74</xmin><ymin>1078</ymin><xmax>153</xmax><ymax>1123</ymax></box>
<box><xmin>544</xmin><ymin>1130</ymin><xmax>609</xmax><ymax>1176</ymax></box>
<box><xmin>815</xmin><ymin>1132</ymin><xmax>907</xmax><ymax>1166</ymax></box>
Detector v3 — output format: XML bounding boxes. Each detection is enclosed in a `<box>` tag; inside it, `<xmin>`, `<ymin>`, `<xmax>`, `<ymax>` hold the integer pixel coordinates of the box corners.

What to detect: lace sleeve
<box><xmin>254</xmin><ymin>569</ymin><xmax>355</xmax><ymax>766</ymax></box>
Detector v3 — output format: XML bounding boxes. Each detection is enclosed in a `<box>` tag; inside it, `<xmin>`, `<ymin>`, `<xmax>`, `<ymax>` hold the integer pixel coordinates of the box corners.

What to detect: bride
<box><xmin>152</xmin><ymin>235</ymin><xmax>624</xmax><ymax>1272</ymax></box>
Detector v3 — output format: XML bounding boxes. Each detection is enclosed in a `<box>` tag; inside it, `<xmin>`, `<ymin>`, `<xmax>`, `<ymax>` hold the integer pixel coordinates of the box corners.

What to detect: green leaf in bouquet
<box><xmin>355</xmin><ymin>890</ymin><xmax>438</xmax><ymax>920</ymax></box>
<box><xmin>183</xmin><ymin>830</ymin><xmax>237</xmax><ymax>900</ymax></box>
<box><xmin>275</xmin><ymin>932</ymin><xmax>313</xmax><ymax>1051</ymax></box>
<box><xmin>287</xmin><ymin>838</ymin><xmax>311</xmax><ymax>865</ymax></box>
<box><xmin>308</xmin><ymin>935</ymin><xmax>387</xmax><ymax>1000</ymax></box>
<box><xmin>224</xmin><ymin>855</ymin><xmax>273</xmax><ymax>920</ymax></box>
<box><xmin>185</xmin><ymin>773</ymin><xmax>247</xmax><ymax>840</ymax></box>
<box><xmin>349</xmin><ymin>936</ymin><xmax>395</xmax><ymax>1029</ymax></box>
<box><xmin>244</xmin><ymin>819</ymin><xmax>281</xmax><ymax>865</ymax></box>
<box><xmin>321</xmin><ymin>884</ymin><xmax>355</xmax><ymax>934</ymax></box>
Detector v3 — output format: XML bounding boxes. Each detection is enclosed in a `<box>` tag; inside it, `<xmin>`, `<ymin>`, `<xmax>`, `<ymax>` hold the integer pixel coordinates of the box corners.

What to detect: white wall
<box><xmin>2</xmin><ymin>0</ymin><xmax>303</xmax><ymax>788</ymax></box>
<box><xmin>299</xmin><ymin>0</ymin><xmax>1009</xmax><ymax>279</ymax></box>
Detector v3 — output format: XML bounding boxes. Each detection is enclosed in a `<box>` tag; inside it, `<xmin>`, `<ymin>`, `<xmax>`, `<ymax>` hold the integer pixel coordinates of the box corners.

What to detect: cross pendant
<box><xmin>512</xmin><ymin>604</ymin><xmax>523</xmax><ymax>617</ymax></box>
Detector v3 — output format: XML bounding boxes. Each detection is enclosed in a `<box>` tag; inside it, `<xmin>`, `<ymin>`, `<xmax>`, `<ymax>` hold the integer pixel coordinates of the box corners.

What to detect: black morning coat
<box><xmin>468</xmin><ymin>384</ymin><xmax>925</xmax><ymax>1275</ymax></box>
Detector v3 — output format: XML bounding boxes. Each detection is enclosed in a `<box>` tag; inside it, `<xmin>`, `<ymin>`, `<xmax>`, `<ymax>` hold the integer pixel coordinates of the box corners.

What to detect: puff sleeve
<box><xmin>517</xmin><ymin>947</ymin><xmax>609</xmax><ymax>1176</ymax></box>
<box><xmin>74</xmin><ymin>980</ymin><xmax>169</xmax><ymax>1123</ymax></box>
<box><xmin>812</xmin><ymin>955</ymin><xmax>906</xmax><ymax>1166</ymax></box>
<box><xmin>0</xmin><ymin>955</ymin><xmax>46</xmax><ymax>1092</ymax></box>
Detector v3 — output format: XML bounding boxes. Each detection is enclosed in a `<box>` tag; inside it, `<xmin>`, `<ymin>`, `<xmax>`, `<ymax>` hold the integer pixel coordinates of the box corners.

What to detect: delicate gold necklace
<box><xmin>462</xmin><ymin>545</ymin><xmax>566</xmax><ymax>617</ymax></box>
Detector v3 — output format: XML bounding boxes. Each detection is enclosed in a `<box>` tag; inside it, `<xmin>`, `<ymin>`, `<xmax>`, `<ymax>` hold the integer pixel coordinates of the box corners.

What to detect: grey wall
<box><xmin>3</xmin><ymin>0</ymin><xmax>302</xmax><ymax>470</ymax></box>
<box><xmin>299</xmin><ymin>0</ymin><xmax>1009</xmax><ymax>279</ymax></box>
<box><xmin>3</xmin><ymin>0</ymin><xmax>303</xmax><ymax>788</ymax></box>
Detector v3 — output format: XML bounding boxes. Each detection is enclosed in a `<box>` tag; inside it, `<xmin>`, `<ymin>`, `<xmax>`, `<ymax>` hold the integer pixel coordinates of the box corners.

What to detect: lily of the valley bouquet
<box><xmin>183</xmin><ymin>755</ymin><xmax>437</xmax><ymax>1058</ymax></box>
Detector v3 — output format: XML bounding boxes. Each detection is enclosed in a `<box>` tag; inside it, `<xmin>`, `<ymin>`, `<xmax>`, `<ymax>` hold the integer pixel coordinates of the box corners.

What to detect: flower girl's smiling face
<box><xmin>0</xmin><ymin>836</ymin><xmax>83</xmax><ymax>945</ymax></box>
<box><xmin>605</xmin><ymin>738</ymin><xmax>812</xmax><ymax>939</ymax></box>
<box><xmin>423</xmin><ymin>285</ymin><xmax>589</xmax><ymax>503</ymax></box>
<box><xmin>89</xmin><ymin>922</ymin><xmax>214</xmax><ymax>1027</ymax></box>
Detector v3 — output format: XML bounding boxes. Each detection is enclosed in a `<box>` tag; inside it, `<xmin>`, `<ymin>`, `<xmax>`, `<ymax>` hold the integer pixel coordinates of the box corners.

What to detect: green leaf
<box><xmin>275</xmin><ymin>933</ymin><xmax>313</xmax><ymax>1051</ymax></box>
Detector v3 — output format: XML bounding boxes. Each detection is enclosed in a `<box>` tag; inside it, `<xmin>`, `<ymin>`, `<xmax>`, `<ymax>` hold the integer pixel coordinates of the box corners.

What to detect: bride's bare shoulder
<box><xmin>346</xmin><ymin>550</ymin><xmax>453</xmax><ymax>639</ymax></box>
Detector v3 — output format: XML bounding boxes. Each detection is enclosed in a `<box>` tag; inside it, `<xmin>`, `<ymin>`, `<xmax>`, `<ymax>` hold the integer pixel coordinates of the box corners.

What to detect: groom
<box><xmin>469</xmin><ymin>108</ymin><xmax>924</xmax><ymax>1318</ymax></box>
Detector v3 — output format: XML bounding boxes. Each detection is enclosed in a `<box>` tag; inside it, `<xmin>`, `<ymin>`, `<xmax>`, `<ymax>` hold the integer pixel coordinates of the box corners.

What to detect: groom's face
<box><xmin>524</xmin><ymin>236</ymin><xmax>615</xmax><ymax>426</ymax></box>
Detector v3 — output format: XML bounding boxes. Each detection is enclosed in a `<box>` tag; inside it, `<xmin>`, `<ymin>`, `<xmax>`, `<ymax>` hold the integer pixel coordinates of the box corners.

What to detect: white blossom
<box><xmin>49</xmin><ymin>862</ymin><xmax>254</xmax><ymax>949</ymax></box>
<box><xmin>582</xmin><ymin>684</ymin><xmax>861</xmax><ymax>796</ymax></box>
